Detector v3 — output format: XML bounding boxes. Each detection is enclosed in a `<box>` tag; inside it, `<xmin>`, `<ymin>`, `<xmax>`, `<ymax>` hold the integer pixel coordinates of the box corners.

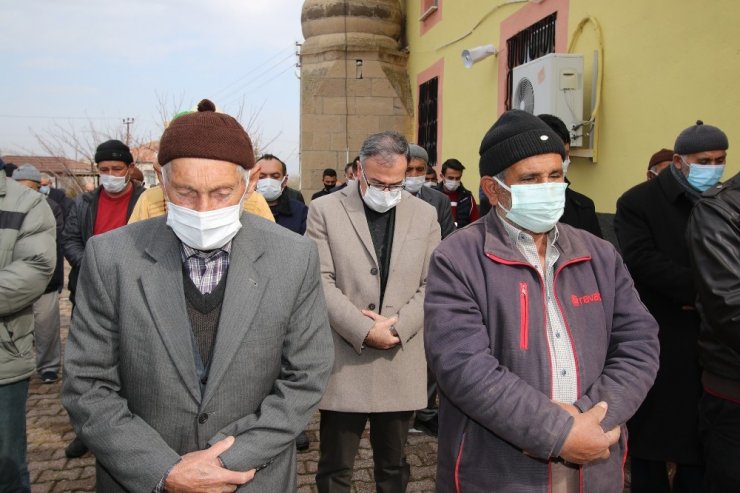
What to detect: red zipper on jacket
<box><xmin>455</xmin><ymin>434</ymin><xmax>465</xmax><ymax>493</ymax></box>
<box><xmin>519</xmin><ymin>282</ymin><xmax>529</xmax><ymax>350</ymax></box>
<box><xmin>486</xmin><ymin>253</ymin><xmax>554</xmax><ymax>398</ymax></box>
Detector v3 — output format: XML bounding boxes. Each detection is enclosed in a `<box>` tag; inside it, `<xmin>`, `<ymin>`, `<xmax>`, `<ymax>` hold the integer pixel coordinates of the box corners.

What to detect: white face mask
<box><xmin>494</xmin><ymin>177</ymin><xmax>567</xmax><ymax>233</ymax></box>
<box><xmin>444</xmin><ymin>179</ymin><xmax>460</xmax><ymax>192</ymax></box>
<box><xmin>422</xmin><ymin>181</ymin><xmax>435</xmax><ymax>188</ymax></box>
<box><xmin>100</xmin><ymin>173</ymin><xmax>128</xmax><ymax>194</ymax></box>
<box><xmin>404</xmin><ymin>175</ymin><xmax>425</xmax><ymax>193</ymax></box>
<box><xmin>256</xmin><ymin>177</ymin><xmax>284</xmax><ymax>201</ymax></box>
<box><xmin>161</xmin><ymin>165</ymin><xmax>249</xmax><ymax>250</ymax></box>
<box><xmin>166</xmin><ymin>201</ymin><xmax>244</xmax><ymax>251</ymax></box>
<box><xmin>362</xmin><ymin>186</ymin><xmax>402</xmax><ymax>213</ymax></box>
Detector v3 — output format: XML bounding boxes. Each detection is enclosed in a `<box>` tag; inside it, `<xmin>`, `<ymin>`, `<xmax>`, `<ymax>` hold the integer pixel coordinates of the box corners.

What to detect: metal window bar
<box><xmin>505</xmin><ymin>13</ymin><xmax>557</xmax><ymax>110</ymax></box>
<box><xmin>418</xmin><ymin>77</ymin><xmax>439</xmax><ymax>166</ymax></box>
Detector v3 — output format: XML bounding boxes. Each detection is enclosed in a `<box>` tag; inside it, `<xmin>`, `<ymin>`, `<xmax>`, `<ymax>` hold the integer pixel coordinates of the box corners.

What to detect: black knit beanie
<box><xmin>479</xmin><ymin>110</ymin><xmax>566</xmax><ymax>177</ymax></box>
<box><xmin>674</xmin><ymin>120</ymin><xmax>728</xmax><ymax>155</ymax></box>
<box><xmin>95</xmin><ymin>139</ymin><xmax>133</xmax><ymax>164</ymax></box>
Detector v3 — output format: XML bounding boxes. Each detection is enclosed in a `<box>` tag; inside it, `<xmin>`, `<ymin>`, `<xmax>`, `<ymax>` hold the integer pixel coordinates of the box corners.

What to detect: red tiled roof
<box><xmin>1</xmin><ymin>155</ymin><xmax>94</xmax><ymax>175</ymax></box>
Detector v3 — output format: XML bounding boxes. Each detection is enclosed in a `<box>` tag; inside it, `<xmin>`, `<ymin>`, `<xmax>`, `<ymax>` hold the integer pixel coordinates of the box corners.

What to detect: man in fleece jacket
<box><xmin>424</xmin><ymin>109</ymin><xmax>659</xmax><ymax>493</ymax></box>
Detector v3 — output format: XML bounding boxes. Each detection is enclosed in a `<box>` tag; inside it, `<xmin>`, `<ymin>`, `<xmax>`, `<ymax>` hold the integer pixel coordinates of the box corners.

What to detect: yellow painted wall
<box><xmin>405</xmin><ymin>0</ymin><xmax>740</xmax><ymax>212</ymax></box>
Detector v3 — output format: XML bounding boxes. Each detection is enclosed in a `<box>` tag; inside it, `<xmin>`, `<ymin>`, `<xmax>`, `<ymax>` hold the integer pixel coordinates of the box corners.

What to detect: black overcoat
<box><xmin>614</xmin><ymin>168</ymin><xmax>702</xmax><ymax>464</ymax></box>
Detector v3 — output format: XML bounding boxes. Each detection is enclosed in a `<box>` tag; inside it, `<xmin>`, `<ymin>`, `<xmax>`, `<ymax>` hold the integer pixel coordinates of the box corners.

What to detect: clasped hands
<box><xmin>164</xmin><ymin>436</ymin><xmax>255</xmax><ymax>493</ymax></box>
<box><xmin>555</xmin><ymin>401</ymin><xmax>621</xmax><ymax>464</ymax></box>
<box><xmin>361</xmin><ymin>309</ymin><xmax>400</xmax><ymax>349</ymax></box>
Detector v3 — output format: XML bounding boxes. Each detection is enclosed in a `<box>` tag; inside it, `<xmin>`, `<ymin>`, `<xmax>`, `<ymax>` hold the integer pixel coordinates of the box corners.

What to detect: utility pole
<box><xmin>122</xmin><ymin>117</ymin><xmax>135</xmax><ymax>146</ymax></box>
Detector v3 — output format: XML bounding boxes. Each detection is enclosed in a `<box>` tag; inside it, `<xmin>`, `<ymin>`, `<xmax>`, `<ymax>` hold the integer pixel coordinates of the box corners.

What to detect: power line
<box><xmin>211</xmin><ymin>45</ymin><xmax>296</xmax><ymax>100</ymax></box>
<box><xmin>221</xmin><ymin>59</ymin><xmax>297</xmax><ymax>107</ymax></box>
<box><xmin>218</xmin><ymin>52</ymin><xmax>296</xmax><ymax>104</ymax></box>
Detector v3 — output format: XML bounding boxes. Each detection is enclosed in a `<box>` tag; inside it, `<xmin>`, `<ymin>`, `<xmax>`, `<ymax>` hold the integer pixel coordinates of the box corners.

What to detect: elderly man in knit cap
<box><xmin>405</xmin><ymin>144</ymin><xmax>454</xmax><ymax>240</ymax></box>
<box><xmin>62</xmin><ymin>99</ymin><xmax>333</xmax><ymax>492</ymax></box>
<box><xmin>647</xmin><ymin>148</ymin><xmax>674</xmax><ymax>181</ymax></box>
<box><xmin>424</xmin><ymin>109</ymin><xmax>659</xmax><ymax>493</ymax></box>
<box><xmin>615</xmin><ymin>121</ymin><xmax>729</xmax><ymax>492</ymax></box>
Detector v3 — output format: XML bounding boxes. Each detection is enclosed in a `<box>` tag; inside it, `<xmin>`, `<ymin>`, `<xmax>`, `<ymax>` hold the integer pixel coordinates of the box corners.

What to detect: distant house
<box><xmin>131</xmin><ymin>141</ymin><xmax>159</xmax><ymax>188</ymax></box>
<box><xmin>1</xmin><ymin>155</ymin><xmax>95</xmax><ymax>195</ymax></box>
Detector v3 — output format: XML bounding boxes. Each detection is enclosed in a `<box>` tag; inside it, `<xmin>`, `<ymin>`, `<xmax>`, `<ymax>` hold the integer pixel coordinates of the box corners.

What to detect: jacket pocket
<box><xmin>519</xmin><ymin>282</ymin><xmax>529</xmax><ymax>350</ymax></box>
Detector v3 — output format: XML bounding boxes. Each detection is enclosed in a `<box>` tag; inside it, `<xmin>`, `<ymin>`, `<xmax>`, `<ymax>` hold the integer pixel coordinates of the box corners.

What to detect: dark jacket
<box><xmin>284</xmin><ymin>187</ymin><xmax>305</xmax><ymax>205</ymax></box>
<box><xmin>436</xmin><ymin>183</ymin><xmax>476</xmax><ymax>228</ymax></box>
<box><xmin>62</xmin><ymin>185</ymin><xmax>145</xmax><ymax>298</ymax></box>
<box><xmin>417</xmin><ymin>186</ymin><xmax>455</xmax><ymax>239</ymax></box>
<box><xmin>311</xmin><ymin>188</ymin><xmax>332</xmax><ymax>201</ymax></box>
<box><xmin>614</xmin><ymin>168</ymin><xmax>703</xmax><ymax>463</ymax></box>
<box><xmin>425</xmin><ymin>212</ymin><xmax>659</xmax><ymax>492</ymax></box>
<box><xmin>271</xmin><ymin>193</ymin><xmax>308</xmax><ymax>235</ymax></box>
<box><xmin>48</xmin><ymin>187</ymin><xmax>73</xmax><ymax>218</ymax></box>
<box><xmin>46</xmin><ymin>198</ymin><xmax>65</xmax><ymax>294</ymax></box>
<box><xmin>687</xmin><ymin>173</ymin><xmax>740</xmax><ymax>383</ymax></box>
<box><xmin>561</xmin><ymin>182</ymin><xmax>602</xmax><ymax>238</ymax></box>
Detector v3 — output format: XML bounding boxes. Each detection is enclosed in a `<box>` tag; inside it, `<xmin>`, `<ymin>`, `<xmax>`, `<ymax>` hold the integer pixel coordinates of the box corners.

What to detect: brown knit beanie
<box><xmin>158</xmin><ymin>99</ymin><xmax>256</xmax><ymax>169</ymax></box>
<box><xmin>648</xmin><ymin>148</ymin><xmax>674</xmax><ymax>170</ymax></box>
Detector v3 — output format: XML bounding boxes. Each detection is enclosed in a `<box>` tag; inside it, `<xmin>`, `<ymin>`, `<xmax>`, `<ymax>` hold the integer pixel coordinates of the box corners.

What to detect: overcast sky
<box><xmin>0</xmin><ymin>0</ymin><xmax>304</xmax><ymax>173</ymax></box>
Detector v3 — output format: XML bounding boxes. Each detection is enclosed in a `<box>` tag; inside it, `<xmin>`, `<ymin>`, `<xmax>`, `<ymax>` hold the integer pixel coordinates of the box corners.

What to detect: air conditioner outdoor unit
<box><xmin>512</xmin><ymin>53</ymin><xmax>584</xmax><ymax>147</ymax></box>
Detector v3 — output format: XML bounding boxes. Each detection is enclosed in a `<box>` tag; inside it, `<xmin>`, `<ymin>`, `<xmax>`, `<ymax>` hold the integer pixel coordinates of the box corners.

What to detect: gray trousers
<box><xmin>33</xmin><ymin>291</ymin><xmax>61</xmax><ymax>375</ymax></box>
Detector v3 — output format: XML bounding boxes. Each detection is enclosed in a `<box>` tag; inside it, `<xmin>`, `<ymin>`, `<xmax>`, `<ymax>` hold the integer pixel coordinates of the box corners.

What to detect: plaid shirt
<box><xmin>180</xmin><ymin>242</ymin><xmax>232</xmax><ymax>295</ymax></box>
<box><xmin>501</xmin><ymin>215</ymin><xmax>578</xmax><ymax>404</ymax></box>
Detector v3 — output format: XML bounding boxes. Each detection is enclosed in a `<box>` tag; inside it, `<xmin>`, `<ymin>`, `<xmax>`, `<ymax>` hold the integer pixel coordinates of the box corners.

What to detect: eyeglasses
<box><xmin>361</xmin><ymin>167</ymin><xmax>405</xmax><ymax>193</ymax></box>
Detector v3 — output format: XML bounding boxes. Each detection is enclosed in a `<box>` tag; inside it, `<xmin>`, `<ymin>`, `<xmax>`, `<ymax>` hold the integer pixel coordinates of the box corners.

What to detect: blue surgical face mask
<box><xmin>39</xmin><ymin>185</ymin><xmax>50</xmax><ymax>195</ymax></box>
<box><xmin>683</xmin><ymin>160</ymin><xmax>725</xmax><ymax>192</ymax></box>
<box><xmin>494</xmin><ymin>178</ymin><xmax>568</xmax><ymax>233</ymax></box>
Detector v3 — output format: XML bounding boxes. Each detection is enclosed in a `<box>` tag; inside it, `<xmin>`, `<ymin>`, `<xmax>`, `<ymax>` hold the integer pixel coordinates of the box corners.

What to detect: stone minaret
<box><xmin>300</xmin><ymin>0</ymin><xmax>412</xmax><ymax>200</ymax></box>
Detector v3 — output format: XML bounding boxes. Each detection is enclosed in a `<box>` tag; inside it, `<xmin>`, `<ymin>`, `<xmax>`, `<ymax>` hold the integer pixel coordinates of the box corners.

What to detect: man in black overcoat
<box><xmin>615</xmin><ymin>120</ymin><xmax>729</xmax><ymax>493</ymax></box>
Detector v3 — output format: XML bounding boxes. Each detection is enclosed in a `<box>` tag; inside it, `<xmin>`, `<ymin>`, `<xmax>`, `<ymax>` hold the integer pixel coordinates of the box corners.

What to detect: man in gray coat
<box><xmin>0</xmin><ymin>161</ymin><xmax>56</xmax><ymax>491</ymax></box>
<box><xmin>62</xmin><ymin>100</ymin><xmax>333</xmax><ymax>492</ymax></box>
<box><xmin>307</xmin><ymin>131</ymin><xmax>440</xmax><ymax>493</ymax></box>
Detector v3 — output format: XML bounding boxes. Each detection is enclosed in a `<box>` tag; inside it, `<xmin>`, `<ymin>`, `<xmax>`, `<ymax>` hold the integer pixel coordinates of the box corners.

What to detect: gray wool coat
<box><xmin>306</xmin><ymin>183</ymin><xmax>441</xmax><ymax>413</ymax></box>
<box><xmin>62</xmin><ymin>214</ymin><xmax>334</xmax><ymax>492</ymax></box>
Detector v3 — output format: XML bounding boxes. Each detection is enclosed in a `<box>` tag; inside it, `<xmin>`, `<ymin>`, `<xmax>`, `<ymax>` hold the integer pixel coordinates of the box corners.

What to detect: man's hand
<box><xmin>165</xmin><ymin>436</ymin><xmax>255</xmax><ymax>493</ymax></box>
<box><xmin>559</xmin><ymin>402</ymin><xmax>621</xmax><ymax>464</ymax></box>
<box><xmin>361</xmin><ymin>310</ymin><xmax>400</xmax><ymax>349</ymax></box>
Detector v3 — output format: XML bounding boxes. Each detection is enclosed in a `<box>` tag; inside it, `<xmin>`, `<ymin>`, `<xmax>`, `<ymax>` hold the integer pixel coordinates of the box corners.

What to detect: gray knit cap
<box><xmin>12</xmin><ymin>164</ymin><xmax>42</xmax><ymax>183</ymax></box>
<box><xmin>674</xmin><ymin>120</ymin><xmax>728</xmax><ymax>155</ymax></box>
<box><xmin>408</xmin><ymin>143</ymin><xmax>429</xmax><ymax>163</ymax></box>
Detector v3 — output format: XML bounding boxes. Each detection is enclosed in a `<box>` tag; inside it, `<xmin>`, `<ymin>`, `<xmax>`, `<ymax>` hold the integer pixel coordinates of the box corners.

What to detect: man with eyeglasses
<box><xmin>307</xmin><ymin>131</ymin><xmax>440</xmax><ymax>493</ymax></box>
<box><xmin>616</xmin><ymin>120</ymin><xmax>729</xmax><ymax>492</ymax></box>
